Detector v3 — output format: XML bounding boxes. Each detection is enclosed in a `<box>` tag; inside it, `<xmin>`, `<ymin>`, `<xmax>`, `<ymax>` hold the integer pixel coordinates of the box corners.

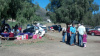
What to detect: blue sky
<box><xmin>33</xmin><ymin>0</ymin><xmax>50</xmax><ymax>9</ymax></box>
<box><xmin>93</xmin><ymin>0</ymin><xmax>100</xmax><ymax>13</ymax></box>
<box><xmin>33</xmin><ymin>0</ymin><xmax>100</xmax><ymax>13</ymax></box>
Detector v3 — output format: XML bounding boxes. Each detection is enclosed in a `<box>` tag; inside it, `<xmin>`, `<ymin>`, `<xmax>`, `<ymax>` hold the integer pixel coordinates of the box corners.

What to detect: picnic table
<box><xmin>0</xmin><ymin>33</ymin><xmax>16</xmax><ymax>40</ymax></box>
<box><xmin>1</xmin><ymin>33</ymin><xmax>9</xmax><ymax>40</ymax></box>
<box><xmin>0</xmin><ymin>33</ymin><xmax>33</xmax><ymax>40</ymax></box>
<box><xmin>18</xmin><ymin>33</ymin><xmax>33</xmax><ymax>36</ymax></box>
<box><xmin>1</xmin><ymin>33</ymin><xmax>9</xmax><ymax>37</ymax></box>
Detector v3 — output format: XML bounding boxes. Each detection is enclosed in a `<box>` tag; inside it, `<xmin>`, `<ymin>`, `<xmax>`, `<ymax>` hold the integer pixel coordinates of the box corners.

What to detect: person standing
<box><xmin>77</xmin><ymin>24</ymin><xmax>81</xmax><ymax>45</ymax></box>
<box><xmin>66</xmin><ymin>25</ymin><xmax>70</xmax><ymax>44</ymax></box>
<box><xmin>15</xmin><ymin>24</ymin><xmax>18</xmax><ymax>36</ymax></box>
<box><xmin>78</xmin><ymin>23</ymin><xmax>86</xmax><ymax>47</ymax></box>
<box><xmin>83</xmin><ymin>34</ymin><xmax>87</xmax><ymax>48</ymax></box>
<box><xmin>62</xmin><ymin>27</ymin><xmax>66</xmax><ymax>43</ymax></box>
<box><xmin>18</xmin><ymin>23</ymin><xmax>22</xmax><ymax>33</ymax></box>
<box><xmin>0</xmin><ymin>35</ymin><xmax>2</xmax><ymax>47</ymax></box>
<box><xmin>70</xmin><ymin>24</ymin><xmax>76</xmax><ymax>46</ymax></box>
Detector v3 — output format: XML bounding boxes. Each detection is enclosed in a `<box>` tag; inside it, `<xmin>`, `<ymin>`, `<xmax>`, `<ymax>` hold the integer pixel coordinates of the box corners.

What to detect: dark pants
<box><xmin>74</xmin><ymin>34</ymin><xmax>76</xmax><ymax>44</ymax></box>
<box><xmin>67</xmin><ymin>32</ymin><xmax>70</xmax><ymax>44</ymax></box>
<box><xmin>77</xmin><ymin>33</ymin><xmax>79</xmax><ymax>45</ymax></box>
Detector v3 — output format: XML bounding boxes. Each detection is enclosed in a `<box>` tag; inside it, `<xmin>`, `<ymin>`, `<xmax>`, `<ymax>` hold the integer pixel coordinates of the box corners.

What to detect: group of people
<box><xmin>62</xmin><ymin>23</ymin><xmax>87</xmax><ymax>48</ymax></box>
<box><xmin>12</xmin><ymin>24</ymin><xmax>22</xmax><ymax>34</ymax></box>
<box><xmin>0</xmin><ymin>23</ymin><xmax>22</xmax><ymax>37</ymax></box>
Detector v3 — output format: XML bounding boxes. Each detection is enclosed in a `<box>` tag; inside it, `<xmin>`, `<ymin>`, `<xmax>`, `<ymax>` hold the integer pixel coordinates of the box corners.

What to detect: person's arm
<box><xmin>84</xmin><ymin>27</ymin><xmax>86</xmax><ymax>34</ymax></box>
<box><xmin>70</xmin><ymin>31</ymin><xmax>72</xmax><ymax>36</ymax></box>
<box><xmin>70</xmin><ymin>27</ymin><xmax>72</xmax><ymax>36</ymax></box>
<box><xmin>75</xmin><ymin>28</ymin><xmax>77</xmax><ymax>34</ymax></box>
<box><xmin>77</xmin><ymin>27</ymin><xmax>80</xmax><ymax>34</ymax></box>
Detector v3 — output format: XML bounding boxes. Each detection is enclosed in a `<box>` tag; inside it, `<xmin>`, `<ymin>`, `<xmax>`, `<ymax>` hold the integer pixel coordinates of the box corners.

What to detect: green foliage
<box><xmin>0</xmin><ymin>0</ymin><xmax>42</xmax><ymax>25</ymax></box>
<box><xmin>46</xmin><ymin>0</ymin><xmax>99</xmax><ymax>24</ymax></box>
<box><xmin>91</xmin><ymin>13</ymin><xmax>100</xmax><ymax>26</ymax></box>
<box><xmin>7</xmin><ymin>21</ymin><xmax>18</xmax><ymax>27</ymax></box>
<box><xmin>0</xmin><ymin>0</ymin><xmax>10</xmax><ymax>19</ymax></box>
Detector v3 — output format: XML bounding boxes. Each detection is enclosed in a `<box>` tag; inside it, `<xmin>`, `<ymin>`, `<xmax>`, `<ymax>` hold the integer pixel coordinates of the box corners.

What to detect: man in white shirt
<box><xmin>78</xmin><ymin>23</ymin><xmax>86</xmax><ymax>47</ymax></box>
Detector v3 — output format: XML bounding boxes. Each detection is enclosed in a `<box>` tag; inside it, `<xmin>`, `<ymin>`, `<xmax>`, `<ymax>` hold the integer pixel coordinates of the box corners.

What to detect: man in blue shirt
<box><xmin>70</xmin><ymin>24</ymin><xmax>76</xmax><ymax>46</ymax></box>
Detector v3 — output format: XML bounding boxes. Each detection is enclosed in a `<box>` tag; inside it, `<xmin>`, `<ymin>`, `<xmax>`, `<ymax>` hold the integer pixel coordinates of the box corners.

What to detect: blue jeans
<box><xmin>79</xmin><ymin>34</ymin><xmax>83</xmax><ymax>46</ymax></box>
<box><xmin>62</xmin><ymin>33</ymin><xmax>66</xmax><ymax>42</ymax></box>
<box><xmin>67</xmin><ymin>33</ymin><xmax>70</xmax><ymax>43</ymax></box>
<box><xmin>77</xmin><ymin>33</ymin><xmax>79</xmax><ymax>45</ymax></box>
<box><xmin>58</xmin><ymin>28</ymin><xmax>61</xmax><ymax>32</ymax></box>
<box><xmin>74</xmin><ymin>34</ymin><xmax>76</xmax><ymax>44</ymax></box>
<box><xmin>70</xmin><ymin>34</ymin><xmax>75</xmax><ymax>45</ymax></box>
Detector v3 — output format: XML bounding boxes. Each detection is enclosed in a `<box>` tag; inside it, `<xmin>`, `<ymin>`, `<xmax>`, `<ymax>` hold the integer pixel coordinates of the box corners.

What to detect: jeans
<box><xmin>79</xmin><ymin>34</ymin><xmax>83</xmax><ymax>46</ymax></box>
<box><xmin>70</xmin><ymin>34</ymin><xmax>75</xmax><ymax>45</ymax></box>
<box><xmin>58</xmin><ymin>28</ymin><xmax>61</xmax><ymax>32</ymax></box>
<box><xmin>77</xmin><ymin>33</ymin><xmax>79</xmax><ymax>45</ymax></box>
<box><xmin>67</xmin><ymin>33</ymin><xmax>70</xmax><ymax>44</ymax></box>
<box><xmin>62</xmin><ymin>33</ymin><xmax>66</xmax><ymax>42</ymax></box>
<box><xmin>0</xmin><ymin>38</ymin><xmax>1</xmax><ymax>44</ymax></box>
<box><xmin>74</xmin><ymin>34</ymin><xmax>76</xmax><ymax>44</ymax></box>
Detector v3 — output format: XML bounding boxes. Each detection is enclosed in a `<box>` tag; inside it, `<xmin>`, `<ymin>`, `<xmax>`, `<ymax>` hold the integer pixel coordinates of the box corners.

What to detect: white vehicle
<box><xmin>34</xmin><ymin>27</ymin><xmax>46</xmax><ymax>37</ymax></box>
<box><xmin>38</xmin><ymin>27</ymin><xmax>45</xmax><ymax>37</ymax></box>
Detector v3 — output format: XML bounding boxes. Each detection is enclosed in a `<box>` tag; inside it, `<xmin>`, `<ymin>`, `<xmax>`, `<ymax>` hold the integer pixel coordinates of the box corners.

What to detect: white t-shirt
<box><xmin>78</xmin><ymin>25</ymin><xmax>86</xmax><ymax>35</ymax></box>
<box><xmin>62</xmin><ymin>27</ymin><xmax>66</xmax><ymax>31</ymax></box>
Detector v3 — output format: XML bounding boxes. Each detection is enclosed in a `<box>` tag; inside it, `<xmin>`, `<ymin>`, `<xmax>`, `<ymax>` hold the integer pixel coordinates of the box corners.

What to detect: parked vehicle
<box><xmin>48</xmin><ymin>25</ymin><xmax>62</xmax><ymax>31</ymax></box>
<box><xmin>84</xmin><ymin>25</ymin><xmax>92</xmax><ymax>33</ymax></box>
<box><xmin>23</xmin><ymin>26</ymin><xmax>35</xmax><ymax>33</ymax></box>
<box><xmin>40</xmin><ymin>25</ymin><xmax>47</xmax><ymax>33</ymax></box>
<box><xmin>23</xmin><ymin>26</ymin><xmax>46</xmax><ymax>36</ymax></box>
<box><xmin>88</xmin><ymin>26</ymin><xmax>100</xmax><ymax>36</ymax></box>
<box><xmin>38</xmin><ymin>27</ymin><xmax>45</xmax><ymax>37</ymax></box>
<box><xmin>26</xmin><ymin>24</ymin><xmax>33</xmax><ymax>29</ymax></box>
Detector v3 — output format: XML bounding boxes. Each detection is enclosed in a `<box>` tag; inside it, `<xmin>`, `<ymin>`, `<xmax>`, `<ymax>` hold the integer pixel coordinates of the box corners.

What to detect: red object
<box><xmin>17</xmin><ymin>36</ymin><xmax>22</xmax><ymax>40</ymax></box>
<box><xmin>83</xmin><ymin>34</ymin><xmax>87</xmax><ymax>43</ymax></box>
<box><xmin>89</xmin><ymin>30</ymin><xmax>100</xmax><ymax>35</ymax></box>
<box><xmin>67</xmin><ymin>27</ymin><xmax>70</xmax><ymax>33</ymax></box>
<box><xmin>33</xmin><ymin>35</ymin><xmax>37</xmax><ymax>39</ymax></box>
<box><xmin>88</xmin><ymin>26</ymin><xmax>100</xmax><ymax>35</ymax></box>
<box><xmin>39</xmin><ymin>36</ymin><xmax>42</xmax><ymax>39</ymax></box>
<box><xmin>26</xmin><ymin>34</ymin><xmax>28</xmax><ymax>39</ymax></box>
<box><xmin>24</xmin><ymin>34</ymin><xmax>28</xmax><ymax>39</ymax></box>
<box><xmin>50</xmin><ymin>27</ymin><xmax>53</xmax><ymax>29</ymax></box>
<box><xmin>18</xmin><ymin>27</ymin><xmax>22</xmax><ymax>31</ymax></box>
<box><xmin>4</xmin><ymin>32</ymin><xmax>7</xmax><ymax>33</ymax></box>
<box><xmin>9</xmin><ymin>32</ymin><xmax>14</xmax><ymax>37</ymax></box>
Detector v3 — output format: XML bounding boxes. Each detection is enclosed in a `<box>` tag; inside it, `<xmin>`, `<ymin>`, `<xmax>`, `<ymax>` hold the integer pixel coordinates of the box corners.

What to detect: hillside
<box><xmin>35</xmin><ymin>8</ymin><xmax>50</xmax><ymax>21</ymax></box>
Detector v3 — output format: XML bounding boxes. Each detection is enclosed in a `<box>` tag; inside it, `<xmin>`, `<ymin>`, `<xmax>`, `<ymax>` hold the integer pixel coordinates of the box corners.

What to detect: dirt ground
<box><xmin>0</xmin><ymin>30</ymin><xmax>100</xmax><ymax>56</ymax></box>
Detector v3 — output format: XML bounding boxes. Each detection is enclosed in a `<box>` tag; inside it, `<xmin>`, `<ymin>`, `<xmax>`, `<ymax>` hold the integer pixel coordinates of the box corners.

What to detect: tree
<box><xmin>0</xmin><ymin>0</ymin><xmax>10</xmax><ymax>20</ymax></box>
<box><xmin>90</xmin><ymin>13</ymin><xmax>100</xmax><ymax>26</ymax></box>
<box><xmin>0</xmin><ymin>0</ymin><xmax>41</xmax><ymax>25</ymax></box>
<box><xmin>46</xmin><ymin>0</ymin><xmax>99</xmax><ymax>25</ymax></box>
<box><xmin>0</xmin><ymin>0</ymin><xmax>11</xmax><ymax>25</ymax></box>
<box><xmin>16</xmin><ymin>0</ymin><xmax>40</xmax><ymax>24</ymax></box>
